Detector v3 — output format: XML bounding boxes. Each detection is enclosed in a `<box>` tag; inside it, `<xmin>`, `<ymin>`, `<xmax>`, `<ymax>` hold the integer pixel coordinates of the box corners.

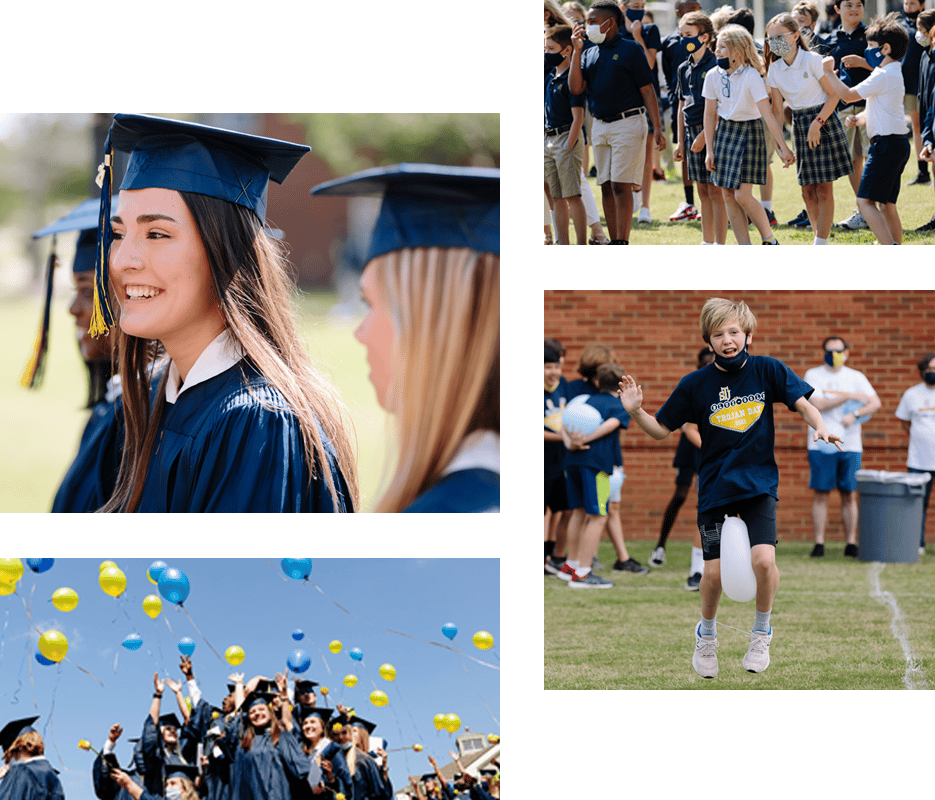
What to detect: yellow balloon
<box><xmin>343</xmin><ymin>674</ymin><xmax>358</xmax><ymax>688</ymax></box>
<box><xmin>142</xmin><ymin>594</ymin><xmax>162</xmax><ymax>619</ymax></box>
<box><xmin>0</xmin><ymin>579</ymin><xmax>15</xmax><ymax>597</ymax></box>
<box><xmin>99</xmin><ymin>566</ymin><xmax>127</xmax><ymax>598</ymax></box>
<box><xmin>487</xmin><ymin>734</ymin><xmax>500</xmax><ymax>744</ymax></box>
<box><xmin>378</xmin><ymin>663</ymin><xmax>396</xmax><ymax>682</ymax></box>
<box><xmin>225</xmin><ymin>645</ymin><xmax>245</xmax><ymax>666</ymax></box>
<box><xmin>369</xmin><ymin>690</ymin><xmax>389</xmax><ymax>707</ymax></box>
<box><xmin>413</xmin><ymin>744</ymin><xmax>423</xmax><ymax>752</ymax></box>
<box><xmin>320</xmin><ymin>686</ymin><xmax>329</xmax><ymax>696</ymax></box>
<box><xmin>99</xmin><ymin>560</ymin><xmax>118</xmax><ymax>573</ymax></box>
<box><xmin>433</xmin><ymin>713</ymin><xmax>446</xmax><ymax>731</ymax></box>
<box><xmin>329</xmin><ymin>640</ymin><xmax>342</xmax><ymax>654</ymax></box>
<box><xmin>472</xmin><ymin>630</ymin><xmax>494</xmax><ymax>650</ymax></box>
<box><xmin>52</xmin><ymin>587</ymin><xmax>79</xmax><ymax>612</ymax></box>
<box><xmin>443</xmin><ymin>713</ymin><xmax>461</xmax><ymax>734</ymax></box>
<box><xmin>39</xmin><ymin>630</ymin><xmax>69</xmax><ymax>662</ymax></box>
<box><xmin>0</xmin><ymin>558</ymin><xmax>24</xmax><ymax>584</ymax></box>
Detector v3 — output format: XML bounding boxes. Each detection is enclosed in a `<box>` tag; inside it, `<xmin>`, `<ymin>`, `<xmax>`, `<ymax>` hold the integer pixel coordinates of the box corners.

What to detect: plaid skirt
<box><xmin>685</xmin><ymin>123</ymin><xmax>714</xmax><ymax>184</ymax></box>
<box><xmin>792</xmin><ymin>105</ymin><xmax>853</xmax><ymax>186</ymax></box>
<box><xmin>713</xmin><ymin>117</ymin><xmax>767</xmax><ymax>189</ymax></box>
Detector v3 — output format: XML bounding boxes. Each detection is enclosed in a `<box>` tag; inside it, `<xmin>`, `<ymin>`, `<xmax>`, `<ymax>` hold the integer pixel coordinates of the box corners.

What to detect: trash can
<box><xmin>855</xmin><ymin>470</ymin><xmax>931</xmax><ymax>564</ymax></box>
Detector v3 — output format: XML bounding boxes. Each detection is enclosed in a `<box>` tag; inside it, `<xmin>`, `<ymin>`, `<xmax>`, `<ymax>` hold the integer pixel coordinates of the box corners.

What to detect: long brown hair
<box><xmin>101</xmin><ymin>191</ymin><xmax>359</xmax><ymax>512</ymax></box>
<box><xmin>4</xmin><ymin>731</ymin><xmax>44</xmax><ymax>764</ymax></box>
<box><xmin>369</xmin><ymin>247</ymin><xmax>499</xmax><ymax>513</ymax></box>
<box><xmin>240</xmin><ymin>707</ymin><xmax>282</xmax><ymax>750</ymax></box>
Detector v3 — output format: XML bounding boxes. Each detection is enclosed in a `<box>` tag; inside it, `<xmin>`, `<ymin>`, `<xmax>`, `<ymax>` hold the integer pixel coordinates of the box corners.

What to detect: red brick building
<box><xmin>545</xmin><ymin>290</ymin><xmax>935</xmax><ymax>544</ymax></box>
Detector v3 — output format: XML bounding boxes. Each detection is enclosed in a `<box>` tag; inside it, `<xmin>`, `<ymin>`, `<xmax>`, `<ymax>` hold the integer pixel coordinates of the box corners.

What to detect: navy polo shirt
<box><xmin>677</xmin><ymin>49</ymin><xmax>717</xmax><ymax>128</ymax></box>
<box><xmin>899</xmin><ymin>13</ymin><xmax>923</xmax><ymax>95</ymax></box>
<box><xmin>545</xmin><ymin>378</ymin><xmax>567</xmax><ymax>481</ymax></box>
<box><xmin>824</xmin><ymin>23</ymin><xmax>870</xmax><ymax>107</ymax></box>
<box><xmin>545</xmin><ymin>67</ymin><xmax>586</xmax><ymax>129</ymax></box>
<box><xmin>622</xmin><ymin>23</ymin><xmax>663</xmax><ymax>94</ymax></box>
<box><xmin>655</xmin><ymin>356</ymin><xmax>813</xmax><ymax>512</ymax></box>
<box><xmin>661</xmin><ymin>28</ymin><xmax>691</xmax><ymax>100</ymax></box>
<box><xmin>578</xmin><ymin>33</ymin><xmax>655</xmax><ymax>120</ymax></box>
<box><xmin>564</xmin><ymin>392</ymin><xmax>630</xmax><ymax>475</ymax></box>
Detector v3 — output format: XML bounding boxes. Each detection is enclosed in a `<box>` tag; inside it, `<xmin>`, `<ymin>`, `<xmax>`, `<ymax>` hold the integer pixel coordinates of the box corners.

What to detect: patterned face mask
<box><xmin>767</xmin><ymin>34</ymin><xmax>794</xmax><ymax>57</ymax></box>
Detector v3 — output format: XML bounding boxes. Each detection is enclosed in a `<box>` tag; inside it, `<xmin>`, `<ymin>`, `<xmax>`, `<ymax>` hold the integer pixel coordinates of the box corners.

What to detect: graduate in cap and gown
<box><xmin>0</xmin><ymin>717</ymin><xmax>64</xmax><ymax>800</ymax></box>
<box><xmin>22</xmin><ymin>198</ymin><xmax>123</xmax><ymax>512</ymax></box>
<box><xmin>178</xmin><ymin>658</ymin><xmax>233</xmax><ymax>800</ymax></box>
<box><xmin>91</xmin><ymin>724</ymin><xmax>145</xmax><ymax>800</ymax></box>
<box><xmin>328</xmin><ymin>713</ymin><xmax>392</xmax><ymax>800</ymax></box>
<box><xmin>312</xmin><ymin>164</ymin><xmax>500</xmax><ymax>513</ymax></box>
<box><xmin>92</xmin><ymin>113</ymin><xmax>357</xmax><ymax>513</ymax></box>
<box><xmin>140</xmin><ymin>673</ymin><xmax>197</xmax><ymax>798</ymax></box>
<box><xmin>110</xmin><ymin>761</ymin><xmax>200</xmax><ymax>800</ymax></box>
<box><xmin>289</xmin><ymin>678</ymin><xmax>320</xmax><ymax>730</ymax></box>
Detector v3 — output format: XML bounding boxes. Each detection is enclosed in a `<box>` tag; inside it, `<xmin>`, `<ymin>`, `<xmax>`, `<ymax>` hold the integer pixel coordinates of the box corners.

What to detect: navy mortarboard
<box><xmin>294</xmin><ymin>679</ymin><xmax>319</xmax><ymax>694</ymax></box>
<box><xmin>0</xmin><ymin>716</ymin><xmax>39</xmax><ymax>753</ymax></box>
<box><xmin>165</xmin><ymin>763</ymin><xmax>199</xmax><ymax>782</ymax></box>
<box><xmin>347</xmin><ymin>714</ymin><xmax>377</xmax><ymax>735</ymax></box>
<box><xmin>299</xmin><ymin>707</ymin><xmax>333</xmax><ymax>725</ymax></box>
<box><xmin>91</xmin><ymin>113</ymin><xmax>310</xmax><ymax>335</ymax></box>
<box><xmin>158</xmin><ymin>713</ymin><xmax>182</xmax><ymax>729</ymax></box>
<box><xmin>311</xmin><ymin>163</ymin><xmax>500</xmax><ymax>264</ymax></box>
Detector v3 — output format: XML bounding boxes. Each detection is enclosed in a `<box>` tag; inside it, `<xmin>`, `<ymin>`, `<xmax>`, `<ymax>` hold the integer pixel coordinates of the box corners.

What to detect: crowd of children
<box><xmin>544</xmin><ymin>0</ymin><xmax>935</xmax><ymax>244</ymax></box>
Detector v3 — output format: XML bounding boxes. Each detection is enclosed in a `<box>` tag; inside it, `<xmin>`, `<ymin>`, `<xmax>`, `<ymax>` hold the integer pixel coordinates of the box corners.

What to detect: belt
<box><xmin>596</xmin><ymin>107</ymin><xmax>644</xmax><ymax>123</ymax></box>
<box><xmin>545</xmin><ymin>123</ymin><xmax>572</xmax><ymax>137</ymax></box>
<box><xmin>870</xmin><ymin>133</ymin><xmax>909</xmax><ymax>144</ymax></box>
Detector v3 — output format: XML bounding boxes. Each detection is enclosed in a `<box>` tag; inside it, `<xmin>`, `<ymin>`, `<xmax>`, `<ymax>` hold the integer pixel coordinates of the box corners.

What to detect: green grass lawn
<box><xmin>0</xmin><ymin>292</ymin><xmax>388</xmax><ymax>512</ymax></box>
<box><xmin>545</xmin><ymin>541</ymin><xmax>934</xmax><ymax>689</ymax></box>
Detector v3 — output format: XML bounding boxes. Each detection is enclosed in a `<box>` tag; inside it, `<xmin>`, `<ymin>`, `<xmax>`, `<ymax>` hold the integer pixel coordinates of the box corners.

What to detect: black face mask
<box><xmin>924</xmin><ymin>371</ymin><xmax>935</xmax><ymax>386</ymax></box>
<box><xmin>713</xmin><ymin>338</ymin><xmax>748</xmax><ymax>372</ymax></box>
<box><xmin>544</xmin><ymin>51</ymin><xmax>565</xmax><ymax>68</ymax></box>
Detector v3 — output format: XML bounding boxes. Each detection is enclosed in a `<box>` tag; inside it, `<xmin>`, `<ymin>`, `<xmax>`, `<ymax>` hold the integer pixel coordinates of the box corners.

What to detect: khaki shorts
<box><xmin>591</xmin><ymin>113</ymin><xmax>647</xmax><ymax>186</ymax></box>
<box><xmin>544</xmin><ymin>130</ymin><xmax>584</xmax><ymax>198</ymax></box>
<box><xmin>840</xmin><ymin>104</ymin><xmax>871</xmax><ymax>159</ymax></box>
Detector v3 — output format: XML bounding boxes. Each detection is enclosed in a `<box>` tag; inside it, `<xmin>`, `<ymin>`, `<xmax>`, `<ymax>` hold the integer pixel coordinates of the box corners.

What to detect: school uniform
<box><xmin>702</xmin><ymin>65</ymin><xmax>769</xmax><ymax>188</ymax></box>
<box><xmin>545</xmin><ymin>377</ymin><xmax>569</xmax><ymax>513</ymax></box>
<box><xmin>824</xmin><ymin>23</ymin><xmax>871</xmax><ymax>155</ymax></box>
<box><xmin>622</xmin><ymin>22</ymin><xmax>663</xmax><ymax>130</ymax></box>
<box><xmin>0</xmin><ymin>757</ymin><xmax>64</xmax><ymax>800</ymax></box>
<box><xmin>855</xmin><ymin>61</ymin><xmax>911</xmax><ymax>204</ymax></box>
<box><xmin>578</xmin><ymin>33</ymin><xmax>655</xmax><ymax>185</ymax></box>
<box><xmin>899</xmin><ymin>12</ymin><xmax>924</xmax><ymax>105</ymax></box>
<box><xmin>919</xmin><ymin>47</ymin><xmax>935</xmax><ymax>156</ymax></box>
<box><xmin>676</xmin><ymin>49</ymin><xmax>718</xmax><ymax>184</ymax></box>
<box><xmin>766</xmin><ymin>48</ymin><xmax>852</xmax><ymax>185</ymax></box>
<box><xmin>544</xmin><ymin>60</ymin><xmax>586</xmax><ymax>199</ymax></box>
<box><xmin>661</xmin><ymin>28</ymin><xmax>692</xmax><ymax>141</ymax></box>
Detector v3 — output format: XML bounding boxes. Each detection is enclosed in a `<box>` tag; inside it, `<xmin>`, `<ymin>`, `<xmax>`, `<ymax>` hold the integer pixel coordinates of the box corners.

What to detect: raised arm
<box><xmin>617</xmin><ymin>376</ymin><xmax>672</xmax><ymax>440</ymax></box>
<box><xmin>569</xmin><ymin>23</ymin><xmax>587</xmax><ymax>95</ymax></box>
<box><xmin>150</xmin><ymin>673</ymin><xmax>164</xmax><ymax>726</ymax></box>
<box><xmin>821</xmin><ymin>56</ymin><xmax>862</xmax><ymax>105</ymax></box>
<box><xmin>165</xmin><ymin>678</ymin><xmax>190</xmax><ymax>726</ymax></box>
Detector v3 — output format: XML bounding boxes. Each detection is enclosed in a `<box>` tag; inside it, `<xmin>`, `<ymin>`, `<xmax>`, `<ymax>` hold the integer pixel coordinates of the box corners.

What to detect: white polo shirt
<box><xmin>702</xmin><ymin>64</ymin><xmax>768</xmax><ymax>121</ymax></box>
<box><xmin>766</xmin><ymin>48</ymin><xmax>828</xmax><ymax>110</ymax></box>
<box><xmin>856</xmin><ymin>61</ymin><xmax>909</xmax><ymax>139</ymax></box>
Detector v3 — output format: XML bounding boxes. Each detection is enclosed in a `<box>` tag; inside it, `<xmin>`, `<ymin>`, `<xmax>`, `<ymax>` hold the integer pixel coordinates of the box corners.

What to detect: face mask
<box><xmin>341</xmin><ymin>740</ymin><xmax>354</xmax><ymax>751</ymax></box>
<box><xmin>587</xmin><ymin>23</ymin><xmax>606</xmax><ymax>43</ymax></box>
<box><xmin>717</xmin><ymin>56</ymin><xmax>731</xmax><ymax>70</ymax></box>
<box><xmin>924</xmin><ymin>372</ymin><xmax>935</xmax><ymax>386</ymax></box>
<box><xmin>166</xmin><ymin>789</ymin><xmax>182</xmax><ymax>800</ymax></box>
<box><xmin>713</xmin><ymin>339</ymin><xmax>748</xmax><ymax>372</ymax></box>
<box><xmin>907</xmin><ymin>9</ymin><xmax>920</xmax><ymax>19</ymax></box>
<box><xmin>544</xmin><ymin>51</ymin><xmax>564</xmax><ymax>68</ymax></box>
<box><xmin>768</xmin><ymin>34</ymin><xmax>794</xmax><ymax>57</ymax></box>
<box><xmin>864</xmin><ymin>46</ymin><xmax>884</xmax><ymax>67</ymax></box>
<box><xmin>824</xmin><ymin>350</ymin><xmax>846</xmax><ymax>368</ymax></box>
<box><xmin>626</xmin><ymin>8</ymin><xmax>645</xmax><ymax>22</ymax></box>
<box><xmin>916</xmin><ymin>30</ymin><xmax>931</xmax><ymax>47</ymax></box>
<box><xmin>681</xmin><ymin>35</ymin><xmax>704</xmax><ymax>53</ymax></box>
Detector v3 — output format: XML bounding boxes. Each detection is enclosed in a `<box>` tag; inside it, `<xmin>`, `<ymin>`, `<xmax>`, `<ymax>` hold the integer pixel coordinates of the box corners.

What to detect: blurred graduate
<box><xmin>313</xmin><ymin>165</ymin><xmax>500</xmax><ymax>513</ymax></box>
<box><xmin>91</xmin><ymin>114</ymin><xmax>357</xmax><ymax>512</ymax></box>
<box><xmin>0</xmin><ymin>717</ymin><xmax>65</xmax><ymax>799</ymax></box>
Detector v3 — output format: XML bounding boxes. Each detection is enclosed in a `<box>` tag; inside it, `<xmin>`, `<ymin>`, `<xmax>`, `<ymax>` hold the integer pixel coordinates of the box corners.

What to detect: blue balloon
<box><xmin>349</xmin><ymin>647</ymin><xmax>363</xmax><ymax>661</ymax></box>
<box><xmin>281</xmin><ymin>559</ymin><xmax>312</xmax><ymax>580</ymax></box>
<box><xmin>35</xmin><ymin>651</ymin><xmax>56</xmax><ymax>666</ymax></box>
<box><xmin>26</xmin><ymin>559</ymin><xmax>54</xmax><ymax>573</ymax></box>
<box><xmin>148</xmin><ymin>560</ymin><xmax>168</xmax><ymax>584</ymax></box>
<box><xmin>292</xmin><ymin>629</ymin><xmax>305</xmax><ymax>641</ymax></box>
<box><xmin>178</xmin><ymin>637</ymin><xmax>196</xmax><ymax>657</ymax></box>
<box><xmin>158</xmin><ymin>567</ymin><xmax>190</xmax><ymax>605</ymax></box>
<box><xmin>442</xmin><ymin>623</ymin><xmax>458</xmax><ymax>640</ymax></box>
<box><xmin>287</xmin><ymin>648</ymin><xmax>311</xmax><ymax>673</ymax></box>
<box><xmin>123</xmin><ymin>633</ymin><xmax>143</xmax><ymax>651</ymax></box>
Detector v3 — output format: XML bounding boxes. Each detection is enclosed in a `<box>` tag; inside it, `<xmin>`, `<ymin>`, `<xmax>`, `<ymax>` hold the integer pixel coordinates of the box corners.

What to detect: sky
<box><xmin>0</xmin><ymin>558</ymin><xmax>499</xmax><ymax>799</ymax></box>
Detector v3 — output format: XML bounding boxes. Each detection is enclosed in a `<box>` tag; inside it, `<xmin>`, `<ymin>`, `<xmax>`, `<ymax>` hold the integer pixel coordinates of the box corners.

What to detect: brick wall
<box><xmin>545</xmin><ymin>290</ymin><xmax>935</xmax><ymax>544</ymax></box>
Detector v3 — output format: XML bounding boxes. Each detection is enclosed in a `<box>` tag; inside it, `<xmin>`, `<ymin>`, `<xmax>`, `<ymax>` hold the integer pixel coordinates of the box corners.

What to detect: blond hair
<box><xmin>4</xmin><ymin>731</ymin><xmax>44</xmax><ymax>763</ymax></box>
<box><xmin>370</xmin><ymin>247</ymin><xmax>499</xmax><ymax>513</ymax></box>
<box><xmin>718</xmin><ymin>24</ymin><xmax>765</xmax><ymax>76</ymax></box>
<box><xmin>710</xmin><ymin>4</ymin><xmax>736</xmax><ymax>33</ymax></box>
<box><xmin>699</xmin><ymin>298</ymin><xmax>757</xmax><ymax>343</ymax></box>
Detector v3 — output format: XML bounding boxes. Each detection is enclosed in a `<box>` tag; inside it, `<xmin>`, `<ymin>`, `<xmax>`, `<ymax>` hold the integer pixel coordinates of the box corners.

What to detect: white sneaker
<box><xmin>692</xmin><ymin>624</ymin><xmax>718</xmax><ymax>679</ymax></box>
<box><xmin>637</xmin><ymin>206</ymin><xmax>652</xmax><ymax>223</ymax></box>
<box><xmin>837</xmin><ymin>209</ymin><xmax>868</xmax><ymax>230</ymax></box>
<box><xmin>742</xmin><ymin>628</ymin><xmax>773</xmax><ymax>673</ymax></box>
<box><xmin>649</xmin><ymin>546</ymin><xmax>666</xmax><ymax>567</ymax></box>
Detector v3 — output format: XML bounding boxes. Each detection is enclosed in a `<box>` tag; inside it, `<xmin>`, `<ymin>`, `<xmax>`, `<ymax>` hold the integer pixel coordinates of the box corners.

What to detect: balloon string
<box><xmin>64</xmin><ymin>656</ymin><xmax>104</xmax><ymax>686</ymax></box>
<box><xmin>47</xmin><ymin>664</ymin><xmax>68</xmax><ymax>773</ymax></box>
<box><xmin>305</xmin><ymin>582</ymin><xmax>499</xmax><ymax>671</ymax></box>
<box><xmin>0</xmin><ymin>606</ymin><xmax>8</xmax><ymax>687</ymax></box>
<box><xmin>163</xmin><ymin>610</ymin><xmax>177</xmax><ymax>639</ymax></box>
<box><xmin>179</xmin><ymin>604</ymin><xmax>222</xmax><ymax>661</ymax></box>
<box><xmin>114</xmin><ymin>651</ymin><xmax>119</xmax><ymax>674</ymax></box>
<box><xmin>459</xmin><ymin>657</ymin><xmax>499</xmax><ymax>727</ymax></box>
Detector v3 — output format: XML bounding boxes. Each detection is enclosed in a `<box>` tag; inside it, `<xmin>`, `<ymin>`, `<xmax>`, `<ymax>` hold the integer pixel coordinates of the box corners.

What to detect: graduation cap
<box><xmin>311</xmin><ymin>163</ymin><xmax>500</xmax><ymax>265</ymax></box>
<box><xmin>90</xmin><ymin>113</ymin><xmax>310</xmax><ymax>336</ymax></box>
<box><xmin>294</xmin><ymin>679</ymin><xmax>319</xmax><ymax>692</ymax></box>
<box><xmin>165</xmin><ymin>763</ymin><xmax>199</xmax><ymax>782</ymax></box>
<box><xmin>158</xmin><ymin>713</ymin><xmax>182</xmax><ymax>729</ymax></box>
<box><xmin>299</xmin><ymin>707</ymin><xmax>333</xmax><ymax>725</ymax></box>
<box><xmin>0</xmin><ymin>717</ymin><xmax>39</xmax><ymax>754</ymax></box>
<box><xmin>348</xmin><ymin>714</ymin><xmax>377</xmax><ymax>735</ymax></box>
<box><xmin>243</xmin><ymin>688</ymin><xmax>278</xmax><ymax>711</ymax></box>
<box><xmin>421</xmin><ymin>773</ymin><xmax>440</xmax><ymax>783</ymax></box>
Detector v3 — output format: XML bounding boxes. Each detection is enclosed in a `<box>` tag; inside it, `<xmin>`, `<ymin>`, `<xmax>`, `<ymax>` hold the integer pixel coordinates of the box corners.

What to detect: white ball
<box><xmin>720</xmin><ymin>516</ymin><xmax>757</xmax><ymax>602</ymax></box>
<box><xmin>562</xmin><ymin>402</ymin><xmax>602</xmax><ymax>436</ymax></box>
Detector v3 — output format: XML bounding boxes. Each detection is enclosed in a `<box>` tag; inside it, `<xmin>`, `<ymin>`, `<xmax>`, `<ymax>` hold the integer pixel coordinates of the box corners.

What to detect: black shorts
<box><xmin>675</xmin><ymin>464</ymin><xmax>696</xmax><ymax>487</ymax></box>
<box><xmin>697</xmin><ymin>495</ymin><xmax>776</xmax><ymax>562</ymax></box>
<box><xmin>545</xmin><ymin>473</ymin><xmax>569</xmax><ymax>513</ymax></box>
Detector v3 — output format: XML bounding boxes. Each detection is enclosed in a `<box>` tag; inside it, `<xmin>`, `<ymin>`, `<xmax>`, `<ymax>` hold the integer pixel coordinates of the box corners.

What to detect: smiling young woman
<box><xmin>93</xmin><ymin>114</ymin><xmax>358</xmax><ymax>513</ymax></box>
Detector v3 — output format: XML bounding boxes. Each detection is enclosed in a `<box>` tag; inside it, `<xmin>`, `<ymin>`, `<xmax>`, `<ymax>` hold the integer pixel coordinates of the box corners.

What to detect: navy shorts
<box><xmin>545</xmin><ymin>473</ymin><xmax>570</xmax><ymax>513</ymax></box>
<box><xmin>675</xmin><ymin>464</ymin><xmax>696</xmax><ymax>487</ymax></box>
<box><xmin>698</xmin><ymin>495</ymin><xmax>777</xmax><ymax>562</ymax></box>
<box><xmin>565</xmin><ymin>465</ymin><xmax>610</xmax><ymax>516</ymax></box>
<box><xmin>808</xmin><ymin>450</ymin><xmax>861</xmax><ymax>492</ymax></box>
<box><xmin>858</xmin><ymin>135</ymin><xmax>910</xmax><ymax>205</ymax></box>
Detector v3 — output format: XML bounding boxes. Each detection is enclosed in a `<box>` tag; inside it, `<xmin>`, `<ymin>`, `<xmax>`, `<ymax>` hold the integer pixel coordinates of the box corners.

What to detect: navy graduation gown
<box><xmin>229</xmin><ymin>719</ymin><xmax>309</xmax><ymax>800</ymax></box>
<box><xmin>317</xmin><ymin>742</ymin><xmax>353</xmax><ymax>800</ymax></box>
<box><xmin>140</xmin><ymin>715</ymin><xmax>195</xmax><ymax>797</ymax></box>
<box><xmin>348</xmin><ymin>749</ymin><xmax>392</xmax><ymax>800</ymax></box>
<box><xmin>0</xmin><ymin>758</ymin><xmax>64</xmax><ymax>800</ymax></box>
<box><xmin>51</xmin><ymin>395</ymin><xmax>123</xmax><ymax>512</ymax></box>
<box><xmin>92</xmin><ymin>753</ymin><xmax>142</xmax><ymax>800</ymax></box>
<box><xmin>136</xmin><ymin>361</ymin><xmax>352</xmax><ymax>512</ymax></box>
<box><xmin>402</xmin><ymin>468</ymin><xmax>500</xmax><ymax>513</ymax></box>
<box><xmin>189</xmin><ymin>699</ymin><xmax>233</xmax><ymax>800</ymax></box>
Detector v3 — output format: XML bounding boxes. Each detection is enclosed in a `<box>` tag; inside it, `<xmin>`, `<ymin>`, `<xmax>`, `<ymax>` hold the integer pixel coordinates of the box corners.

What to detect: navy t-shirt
<box><xmin>564</xmin><ymin>392</ymin><xmax>630</xmax><ymax>474</ymax></box>
<box><xmin>545</xmin><ymin>377</ymin><xmax>568</xmax><ymax>481</ymax></box>
<box><xmin>545</xmin><ymin>66</ymin><xmax>586</xmax><ymax>129</ymax></box>
<box><xmin>677</xmin><ymin>49</ymin><xmax>718</xmax><ymax>128</ymax></box>
<box><xmin>655</xmin><ymin>355</ymin><xmax>813</xmax><ymax>512</ymax></box>
<box><xmin>579</xmin><ymin>33</ymin><xmax>655</xmax><ymax>120</ymax></box>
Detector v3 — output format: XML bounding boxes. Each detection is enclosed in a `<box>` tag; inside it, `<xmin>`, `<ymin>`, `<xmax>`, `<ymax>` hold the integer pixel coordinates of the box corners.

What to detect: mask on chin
<box><xmin>713</xmin><ymin>339</ymin><xmax>748</xmax><ymax>372</ymax></box>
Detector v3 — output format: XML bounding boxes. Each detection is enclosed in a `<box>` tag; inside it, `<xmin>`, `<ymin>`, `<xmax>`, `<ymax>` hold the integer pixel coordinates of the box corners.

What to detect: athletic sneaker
<box><xmin>685</xmin><ymin>572</ymin><xmax>702</xmax><ymax>591</ymax></box>
<box><xmin>762</xmin><ymin>237</ymin><xmax>780</xmax><ymax>244</ymax></box>
<box><xmin>907</xmin><ymin>170</ymin><xmax>930</xmax><ymax>185</ymax></box>
<box><xmin>669</xmin><ymin>201</ymin><xmax>698</xmax><ymax>221</ymax></box>
<box><xmin>742</xmin><ymin>627</ymin><xmax>772</xmax><ymax>673</ymax></box>
<box><xmin>556</xmin><ymin>563</ymin><xmax>575</xmax><ymax>581</ymax></box>
<box><xmin>915</xmin><ymin>214</ymin><xmax>935</xmax><ymax>232</ymax></box>
<box><xmin>591</xmin><ymin>555</ymin><xmax>605</xmax><ymax>571</ymax></box>
<box><xmin>637</xmin><ymin>206</ymin><xmax>652</xmax><ymax>223</ymax></box>
<box><xmin>544</xmin><ymin>558</ymin><xmax>563</xmax><ymax>576</ymax></box>
<box><xmin>613</xmin><ymin>558</ymin><xmax>649</xmax><ymax>574</ymax></box>
<box><xmin>568</xmin><ymin>571</ymin><xmax>614</xmax><ymax>588</ymax></box>
<box><xmin>786</xmin><ymin>208</ymin><xmax>808</xmax><ymax>226</ymax></box>
<box><xmin>844</xmin><ymin>543</ymin><xmax>859</xmax><ymax>559</ymax></box>
<box><xmin>765</xmin><ymin>208</ymin><xmax>777</xmax><ymax>227</ymax></box>
<box><xmin>837</xmin><ymin>209</ymin><xmax>868</xmax><ymax>230</ymax></box>
<box><xmin>809</xmin><ymin>543</ymin><xmax>825</xmax><ymax>558</ymax></box>
<box><xmin>649</xmin><ymin>546</ymin><xmax>666</xmax><ymax>567</ymax></box>
<box><xmin>692</xmin><ymin>624</ymin><xmax>719</xmax><ymax>679</ymax></box>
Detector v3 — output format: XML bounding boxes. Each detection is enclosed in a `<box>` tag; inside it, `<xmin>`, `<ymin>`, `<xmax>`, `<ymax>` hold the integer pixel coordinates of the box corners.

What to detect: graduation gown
<box><xmin>189</xmin><ymin>699</ymin><xmax>233</xmax><ymax>800</ymax></box>
<box><xmin>136</xmin><ymin>361</ymin><xmax>352</xmax><ymax>512</ymax></box>
<box><xmin>51</xmin><ymin>394</ymin><xmax>123</xmax><ymax>512</ymax></box>
<box><xmin>0</xmin><ymin>757</ymin><xmax>64</xmax><ymax>800</ymax></box>
<box><xmin>317</xmin><ymin>741</ymin><xmax>353</xmax><ymax>800</ymax></box>
<box><xmin>140</xmin><ymin>715</ymin><xmax>196</xmax><ymax>797</ymax></box>
<box><xmin>402</xmin><ymin>468</ymin><xmax>500</xmax><ymax>513</ymax></box>
<box><xmin>229</xmin><ymin>719</ymin><xmax>309</xmax><ymax>800</ymax></box>
<box><xmin>92</xmin><ymin>753</ymin><xmax>142</xmax><ymax>800</ymax></box>
<box><xmin>348</xmin><ymin>749</ymin><xmax>392</xmax><ymax>800</ymax></box>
